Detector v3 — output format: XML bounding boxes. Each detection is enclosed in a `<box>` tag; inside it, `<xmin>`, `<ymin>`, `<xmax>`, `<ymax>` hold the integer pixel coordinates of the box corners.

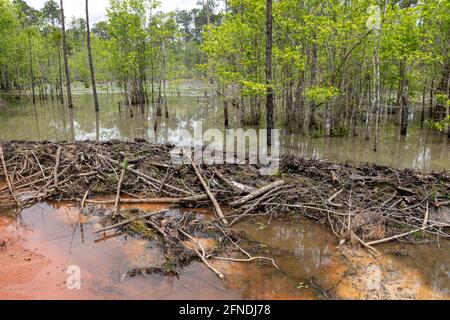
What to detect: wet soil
<box><xmin>0</xmin><ymin>203</ymin><xmax>448</xmax><ymax>300</ymax></box>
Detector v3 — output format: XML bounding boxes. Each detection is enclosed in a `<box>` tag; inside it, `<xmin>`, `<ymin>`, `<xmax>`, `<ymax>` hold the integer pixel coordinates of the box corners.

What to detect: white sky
<box><xmin>25</xmin><ymin>0</ymin><xmax>202</xmax><ymax>24</ymax></box>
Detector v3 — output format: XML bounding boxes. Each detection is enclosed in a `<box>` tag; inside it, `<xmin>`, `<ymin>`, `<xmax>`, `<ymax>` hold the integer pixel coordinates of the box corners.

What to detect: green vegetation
<box><xmin>0</xmin><ymin>0</ymin><xmax>449</xmax><ymax>142</ymax></box>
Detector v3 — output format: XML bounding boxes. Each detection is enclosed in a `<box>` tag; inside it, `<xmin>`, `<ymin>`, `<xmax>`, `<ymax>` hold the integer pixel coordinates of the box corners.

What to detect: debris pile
<box><xmin>0</xmin><ymin>140</ymin><xmax>449</xmax><ymax>260</ymax></box>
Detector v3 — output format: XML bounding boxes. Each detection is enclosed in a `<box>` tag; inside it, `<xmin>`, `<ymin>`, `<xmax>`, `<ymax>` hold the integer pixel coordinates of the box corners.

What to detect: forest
<box><xmin>0</xmin><ymin>0</ymin><xmax>449</xmax><ymax>301</ymax></box>
<box><xmin>0</xmin><ymin>0</ymin><xmax>449</xmax><ymax>147</ymax></box>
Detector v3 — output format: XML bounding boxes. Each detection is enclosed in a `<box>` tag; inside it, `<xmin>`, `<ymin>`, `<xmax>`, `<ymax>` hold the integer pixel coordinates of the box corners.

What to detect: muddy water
<box><xmin>0</xmin><ymin>203</ymin><xmax>448</xmax><ymax>300</ymax></box>
<box><xmin>0</xmin><ymin>92</ymin><xmax>449</xmax><ymax>171</ymax></box>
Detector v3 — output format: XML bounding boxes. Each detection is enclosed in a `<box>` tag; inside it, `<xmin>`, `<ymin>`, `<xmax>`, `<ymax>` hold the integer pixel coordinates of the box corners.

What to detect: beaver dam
<box><xmin>0</xmin><ymin>141</ymin><xmax>449</xmax><ymax>285</ymax></box>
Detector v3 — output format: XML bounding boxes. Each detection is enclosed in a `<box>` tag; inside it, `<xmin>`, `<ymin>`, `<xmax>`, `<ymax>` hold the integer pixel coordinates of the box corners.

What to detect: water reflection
<box><xmin>0</xmin><ymin>93</ymin><xmax>449</xmax><ymax>171</ymax></box>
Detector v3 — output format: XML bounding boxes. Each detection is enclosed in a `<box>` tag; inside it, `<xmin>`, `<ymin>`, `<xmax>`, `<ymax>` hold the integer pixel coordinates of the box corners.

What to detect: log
<box><xmin>212</xmin><ymin>168</ymin><xmax>255</xmax><ymax>194</ymax></box>
<box><xmin>85</xmin><ymin>194</ymin><xmax>209</xmax><ymax>205</ymax></box>
<box><xmin>114</xmin><ymin>169</ymin><xmax>125</xmax><ymax>215</ymax></box>
<box><xmin>188</xmin><ymin>155</ymin><xmax>228</xmax><ymax>225</ymax></box>
<box><xmin>53</xmin><ymin>146</ymin><xmax>63</xmax><ymax>189</ymax></box>
<box><xmin>230</xmin><ymin>180</ymin><xmax>285</xmax><ymax>207</ymax></box>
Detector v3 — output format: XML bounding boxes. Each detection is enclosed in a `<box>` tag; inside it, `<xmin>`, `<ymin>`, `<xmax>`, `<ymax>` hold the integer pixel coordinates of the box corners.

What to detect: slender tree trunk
<box><xmin>309</xmin><ymin>41</ymin><xmax>318</xmax><ymax>130</ymax></box>
<box><xmin>60</xmin><ymin>0</ymin><xmax>73</xmax><ymax>109</ymax></box>
<box><xmin>365</xmin><ymin>79</ymin><xmax>372</xmax><ymax>140</ymax></box>
<box><xmin>58</xmin><ymin>43</ymin><xmax>64</xmax><ymax>104</ymax></box>
<box><xmin>400</xmin><ymin>79</ymin><xmax>410</xmax><ymax>136</ymax></box>
<box><xmin>28</xmin><ymin>32</ymin><xmax>36</xmax><ymax>104</ymax></box>
<box><xmin>85</xmin><ymin>0</ymin><xmax>99</xmax><ymax>112</ymax></box>
<box><xmin>266</xmin><ymin>0</ymin><xmax>274</xmax><ymax>146</ymax></box>
<box><xmin>374</xmin><ymin>0</ymin><xmax>387</xmax><ymax>152</ymax></box>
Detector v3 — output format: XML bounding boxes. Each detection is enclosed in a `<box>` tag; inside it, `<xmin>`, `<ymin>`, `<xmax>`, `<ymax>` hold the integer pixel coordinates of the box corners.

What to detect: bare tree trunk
<box><xmin>60</xmin><ymin>0</ymin><xmax>73</xmax><ymax>109</ymax></box>
<box><xmin>86</xmin><ymin>0</ymin><xmax>99</xmax><ymax>112</ymax></box>
<box><xmin>58</xmin><ymin>43</ymin><xmax>64</xmax><ymax>104</ymax></box>
<box><xmin>266</xmin><ymin>0</ymin><xmax>274</xmax><ymax>146</ymax></box>
<box><xmin>374</xmin><ymin>0</ymin><xmax>387</xmax><ymax>152</ymax></box>
<box><xmin>309</xmin><ymin>41</ymin><xmax>318</xmax><ymax>130</ymax></box>
<box><xmin>400</xmin><ymin>79</ymin><xmax>410</xmax><ymax>136</ymax></box>
<box><xmin>28</xmin><ymin>32</ymin><xmax>36</xmax><ymax>104</ymax></box>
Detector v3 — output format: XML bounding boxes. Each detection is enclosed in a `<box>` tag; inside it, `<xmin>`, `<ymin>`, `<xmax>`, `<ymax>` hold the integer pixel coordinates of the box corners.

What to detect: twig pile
<box><xmin>0</xmin><ymin>140</ymin><xmax>449</xmax><ymax>256</ymax></box>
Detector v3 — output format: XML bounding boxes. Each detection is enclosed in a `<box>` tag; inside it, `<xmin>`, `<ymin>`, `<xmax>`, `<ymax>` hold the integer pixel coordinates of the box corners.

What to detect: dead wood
<box><xmin>230</xmin><ymin>180</ymin><xmax>285</xmax><ymax>207</ymax></box>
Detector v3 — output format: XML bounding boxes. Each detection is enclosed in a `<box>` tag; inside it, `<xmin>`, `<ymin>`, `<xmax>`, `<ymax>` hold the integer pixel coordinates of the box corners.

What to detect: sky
<box><xmin>25</xmin><ymin>0</ymin><xmax>202</xmax><ymax>24</ymax></box>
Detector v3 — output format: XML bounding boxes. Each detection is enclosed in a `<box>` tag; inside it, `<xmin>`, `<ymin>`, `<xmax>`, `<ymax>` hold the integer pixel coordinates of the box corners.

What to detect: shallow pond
<box><xmin>0</xmin><ymin>203</ymin><xmax>448</xmax><ymax>300</ymax></box>
<box><xmin>0</xmin><ymin>92</ymin><xmax>449</xmax><ymax>171</ymax></box>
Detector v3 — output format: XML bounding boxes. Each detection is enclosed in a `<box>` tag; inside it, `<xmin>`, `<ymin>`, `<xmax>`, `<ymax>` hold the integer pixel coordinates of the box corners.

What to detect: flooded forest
<box><xmin>0</xmin><ymin>0</ymin><xmax>449</xmax><ymax>300</ymax></box>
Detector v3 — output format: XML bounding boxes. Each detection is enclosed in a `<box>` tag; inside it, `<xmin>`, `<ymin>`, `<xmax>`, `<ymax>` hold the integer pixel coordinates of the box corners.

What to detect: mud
<box><xmin>0</xmin><ymin>203</ymin><xmax>448</xmax><ymax>300</ymax></box>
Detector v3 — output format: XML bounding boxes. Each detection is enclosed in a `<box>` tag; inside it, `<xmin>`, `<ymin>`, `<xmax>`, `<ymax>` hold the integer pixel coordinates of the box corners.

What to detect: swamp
<box><xmin>0</xmin><ymin>0</ymin><xmax>449</xmax><ymax>300</ymax></box>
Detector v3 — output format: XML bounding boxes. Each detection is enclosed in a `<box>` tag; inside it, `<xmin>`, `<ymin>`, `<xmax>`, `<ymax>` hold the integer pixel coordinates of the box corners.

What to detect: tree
<box><xmin>266</xmin><ymin>0</ymin><xmax>274</xmax><ymax>145</ymax></box>
<box><xmin>60</xmin><ymin>0</ymin><xmax>73</xmax><ymax>108</ymax></box>
<box><xmin>86</xmin><ymin>0</ymin><xmax>99</xmax><ymax>112</ymax></box>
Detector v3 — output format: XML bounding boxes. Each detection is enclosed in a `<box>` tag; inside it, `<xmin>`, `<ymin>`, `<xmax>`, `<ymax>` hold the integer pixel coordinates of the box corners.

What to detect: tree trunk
<box><xmin>60</xmin><ymin>0</ymin><xmax>73</xmax><ymax>109</ymax></box>
<box><xmin>28</xmin><ymin>32</ymin><xmax>36</xmax><ymax>104</ymax></box>
<box><xmin>309</xmin><ymin>41</ymin><xmax>318</xmax><ymax>130</ymax></box>
<box><xmin>86</xmin><ymin>0</ymin><xmax>99</xmax><ymax>112</ymax></box>
<box><xmin>266</xmin><ymin>0</ymin><xmax>274</xmax><ymax>146</ymax></box>
<box><xmin>400</xmin><ymin>80</ymin><xmax>410</xmax><ymax>136</ymax></box>
<box><xmin>58</xmin><ymin>43</ymin><xmax>64</xmax><ymax>104</ymax></box>
<box><xmin>374</xmin><ymin>0</ymin><xmax>387</xmax><ymax>151</ymax></box>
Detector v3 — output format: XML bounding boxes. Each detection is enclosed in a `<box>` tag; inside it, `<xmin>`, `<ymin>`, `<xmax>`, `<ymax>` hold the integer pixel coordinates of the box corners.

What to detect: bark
<box><xmin>86</xmin><ymin>0</ymin><xmax>99</xmax><ymax>112</ymax></box>
<box><xmin>58</xmin><ymin>43</ymin><xmax>64</xmax><ymax>104</ymax></box>
<box><xmin>309</xmin><ymin>41</ymin><xmax>318</xmax><ymax>129</ymax></box>
<box><xmin>400</xmin><ymin>80</ymin><xmax>410</xmax><ymax>136</ymax></box>
<box><xmin>28</xmin><ymin>33</ymin><xmax>36</xmax><ymax>104</ymax></box>
<box><xmin>60</xmin><ymin>0</ymin><xmax>73</xmax><ymax>108</ymax></box>
<box><xmin>266</xmin><ymin>0</ymin><xmax>274</xmax><ymax>146</ymax></box>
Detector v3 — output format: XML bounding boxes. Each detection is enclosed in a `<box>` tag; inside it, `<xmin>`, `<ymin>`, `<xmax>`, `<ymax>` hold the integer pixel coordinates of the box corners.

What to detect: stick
<box><xmin>105</xmin><ymin>156</ymin><xmax>191</xmax><ymax>195</ymax></box>
<box><xmin>366</xmin><ymin>225</ymin><xmax>432</xmax><ymax>246</ymax></box>
<box><xmin>114</xmin><ymin>168</ymin><xmax>125</xmax><ymax>215</ymax></box>
<box><xmin>327</xmin><ymin>189</ymin><xmax>344</xmax><ymax>208</ymax></box>
<box><xmin>31</xmin><ymin>151</ymin><xmax>47</xmax><ymax>179</ymax></box>
<box><xmin>230</xmin><ymin>180</ymin><xmax>285</xmax><ymax>207</ymax></box>
<box><xmin>212</xmin><ymin>168</ymin><xmax>255</xmax><ymax>193</ymax></box>
<box><xmin>178</xmin><ymin>228</ymin><xmax>225</xmax><ymax>280</ymax></box>
<box><xmin>422</xmin><ymin>202</ymin><xmax>429</xmax><ymax>228</ymax></box>
<box><xmin>53</xmin><ymin>146</ymin><xmax>63</xmax><ymax>189</ymax></box>
<box><xmin>0</xmin><ymin>145</ymin><xmax>19</xmax><ymax>206</ymax></box>
<box><xmin>80</xmin><ymin>191</ymin><xmax>89</xmax><ymax>212</ymax></box>
<box><xmin>158</xmin><ymin>164</ymin><xmax>172</xmax><ymax>195</ymax></box>
<box><xmin>188</xmin><ymin>154</ymin><xmax>228</xmax><ymax>225</ymax></box>
<box><xmin>85</xmin><ymin>194</ymin><xmax>209</xmax><ymax>205</ymax></box>
<box><xmin>78</xmin><ymin>191</ymin><xmax>89</xmax><ymax>224</ymax></box>
<box><xmin>94</xmin><ymin>210</ymin><xmax>169</xmax><ymax>234</ymax></box>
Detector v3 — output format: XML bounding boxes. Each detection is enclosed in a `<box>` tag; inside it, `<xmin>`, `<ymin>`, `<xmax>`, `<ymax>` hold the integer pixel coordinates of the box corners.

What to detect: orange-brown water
<box><xmin>0</xmin><ymin>203</ymin><xmax>448</xmax><ymax>300</ymax></box>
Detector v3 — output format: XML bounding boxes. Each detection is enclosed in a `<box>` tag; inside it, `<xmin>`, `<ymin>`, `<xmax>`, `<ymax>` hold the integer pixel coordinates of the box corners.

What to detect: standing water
<box><xmin>0</xmin><ymin>91</ymin><xmax>449</xmax><ymax>171</ymax></box>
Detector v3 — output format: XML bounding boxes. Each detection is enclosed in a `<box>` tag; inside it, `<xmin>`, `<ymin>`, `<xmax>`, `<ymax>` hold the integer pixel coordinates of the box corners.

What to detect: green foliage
<box><xmin>331</xmin><ymin>125</ymin><xmax>350</xmax><ymax>137</ymax></box>
<box><xmin>305</xmin><ymin>86</ymin><xmax>339</xmax><ymax>105</ymax></box>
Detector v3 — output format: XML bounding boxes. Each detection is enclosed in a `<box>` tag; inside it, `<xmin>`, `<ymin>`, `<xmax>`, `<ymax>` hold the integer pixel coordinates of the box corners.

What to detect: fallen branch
<box><xmin>327</xmin><ymin>189</ymin><xmax>344</xmax><ymax>208</ymax></box>
<box><xmin>212</xmin><ymin>168</ymin><xmax>254</xmax><ymax>194</ymax></box>
<box><xmin>0</xmin><ymin>145</ymin><xmax>19</xmax><ymax>207</ymax></box>
<box><xmin>366</xmin><ymin>225</ymin><xmax>432</xmax><ymax>247</ymax></box>
<box><xmin>53</xmin><ymin>146</ymin><xmax>63</xmax><ymax>189</ymax></box>
<box><xmin>188</xmin><ymin>155</ymin><xmax>228</xmax><ymax>225</ymax></box>
<box><xmin>178</xmin><ymin>228</ymin><xmax>225</xmax><ymax>280</ymax></box>
<box><xmin>86</xmin><ymin>194</ymin><xmax>209</xmax><ymax>205</ymax></box>
<box><xmin>230</xmin><ymin>180</ymin><xmax>285</xmax><ymax>207</ymax></box>
<box><xmin>114</xmin><ymin>168</ymin><xmax>125</xmax><ymax>215</ymax></box>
